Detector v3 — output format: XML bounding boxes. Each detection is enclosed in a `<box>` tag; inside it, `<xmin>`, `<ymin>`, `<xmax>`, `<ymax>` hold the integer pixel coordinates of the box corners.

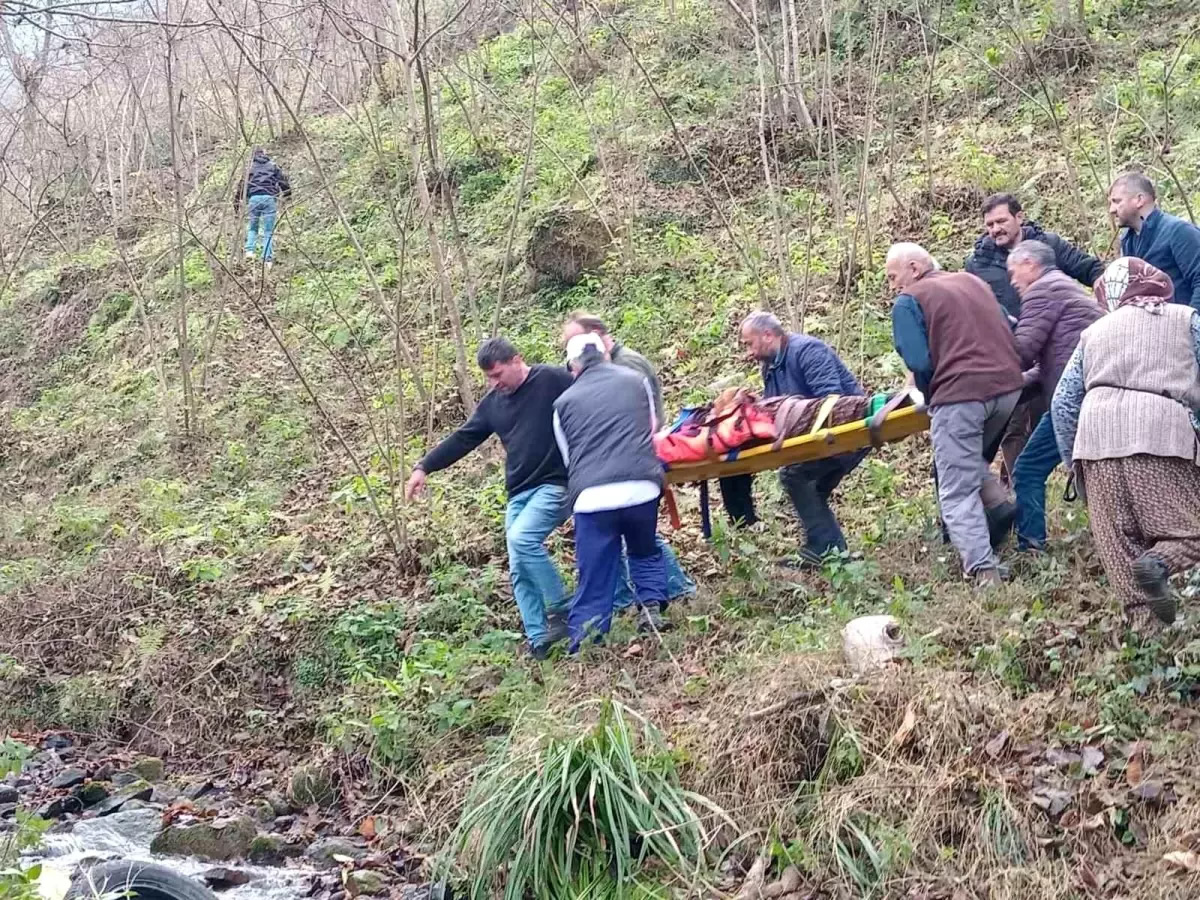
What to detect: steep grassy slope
<box><xmin>3</xmin><ymin>0</ymin><xmax>1200</xmax><ymax>894</ymax></box>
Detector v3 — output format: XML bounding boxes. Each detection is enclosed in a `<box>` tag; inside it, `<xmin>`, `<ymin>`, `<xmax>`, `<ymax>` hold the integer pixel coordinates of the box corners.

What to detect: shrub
<box><xmin>446</xmin><ymin>699</ymin><xmax>730</xmax><ymax>899</ymax></box>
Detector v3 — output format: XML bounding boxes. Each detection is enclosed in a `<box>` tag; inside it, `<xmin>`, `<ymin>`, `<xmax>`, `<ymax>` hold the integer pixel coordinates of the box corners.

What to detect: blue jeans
<box><xmin>244</xmin><ymin>194</ymin><xmax>278</xmax><ymax>260</ymax></box>
<box><xmin>1013</xmin><ymin>411</ymin><xmax>1061</xmax><ymax>549</ymax></box>
<box><xmin>613</xmin><ymin>536</ymin><xmax>694</xmax><ymax>610</ymax></box>
<box><xmin>504</xmin><ymin>484</ymin><xmax>569</xmax><ymax>647</ymax></box>
<box><xmin>571</xmin><ymin>499</ymin><xmax>667</xmax><ymax>651</ymax></box>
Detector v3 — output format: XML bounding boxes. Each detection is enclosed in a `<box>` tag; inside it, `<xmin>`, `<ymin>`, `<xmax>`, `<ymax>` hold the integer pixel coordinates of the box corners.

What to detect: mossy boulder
<box><xmin>247</xmin><ymin>833</ymin><xmax>305</xmax><ymax>865</ymax></box>
<box><xmin>129</xmin><ymin>756</ymin><xmax>165</xmax><ymax>782</ymax></box>
<box><xmin>287</xmin><ymin>764</ymin><xmax>338</xmax><ymax>810</ymax></box>
<box><xmin>150</xmin><ymin>815</ymin><xmax>258</xmax><ymax>861</ymax></box>
<box><xmin>525</xmin><ymin>210</ymin><xmax>612</xmax><ymax>286</ymax></box>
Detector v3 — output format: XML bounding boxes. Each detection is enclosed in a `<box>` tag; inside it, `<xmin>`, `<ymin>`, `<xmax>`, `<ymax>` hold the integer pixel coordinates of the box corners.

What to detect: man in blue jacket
<box><xmin>1110</xmin><ymin>172</ymin><xmax>1200</xmax><ymax>312</ymax></box>
<box><xmin>718</xmin><ymin>312</ymin><xmax>867</xmax><ymax>566</ymax></box>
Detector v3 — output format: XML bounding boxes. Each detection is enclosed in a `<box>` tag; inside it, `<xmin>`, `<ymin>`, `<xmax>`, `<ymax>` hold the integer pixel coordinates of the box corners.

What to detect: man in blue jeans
<box><xmin>1006</xmin><ymin>241</ymin><xmax>1101</xmax><ymax>551</ymax></box>
<box><xmin>560</xmin><ymin>313</ymin><xmax>695</xmax><ymax>627</ymax></box>
<box><xmin>719</xmin><ymin>312</ymin><xmax>867</xmax><ymax>566</ymax></box>
<box><xmin>405</xmin><ymin>338</ymin><xmax>575</xmax><ymax>658</ymax></box>
<box><xmin>239</xmin><ymin>148</ymin><xmax>291</xmax><ymax>269</ymax></box>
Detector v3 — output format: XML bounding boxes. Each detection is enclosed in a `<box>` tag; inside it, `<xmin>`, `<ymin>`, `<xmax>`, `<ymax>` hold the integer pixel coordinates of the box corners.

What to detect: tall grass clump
<box><xmin>446</xmin><ymin>699</ymin><xmax>731</xmax><ymax>899</ymax></box>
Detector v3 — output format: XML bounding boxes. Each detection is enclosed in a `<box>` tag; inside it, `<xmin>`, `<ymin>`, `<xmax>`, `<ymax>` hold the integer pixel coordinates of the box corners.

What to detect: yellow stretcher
<box><xmin>662</xmin><ymin>403</ymin><xmax>931</xmax><ymax>536</ymax></box>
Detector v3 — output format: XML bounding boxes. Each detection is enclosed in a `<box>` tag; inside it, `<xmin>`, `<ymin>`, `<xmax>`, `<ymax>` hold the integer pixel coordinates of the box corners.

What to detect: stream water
<box><xmin>27</xmin><ymin>808</ymin><xmax>318</xmax><ymax>899</ymax></box>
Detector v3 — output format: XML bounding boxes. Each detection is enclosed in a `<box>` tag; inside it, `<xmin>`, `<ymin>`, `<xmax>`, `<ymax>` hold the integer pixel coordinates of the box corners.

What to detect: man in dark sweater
<box><xmin>553</xmin><ymin>334</ymin><xmax>668</xmax><ymax>651</ymax></box>
<box><xmin>1006</xmin><ymin>240</ymin><xmax>1101</xmax><ymax>551</ymax></box>
<box><xmin>405</xmin><ymin>338</ymin><xmax>574</xmax><ymax>657</ymax></box>
<box><xmin>719</xmin><ymin>311</ymin><xmax>866</xmax><ymax>566</ymax></box>
<box><xmin>561</xmin><ymin>312</ymin><xmax>695</xmax><ymax>613</ymax></box>
<box><xmin>239</xmin><ymin>148</ymin><xmax>292</xmax><ymax>268</ymax></box>
<box><xmin>1110</xmin><ymin>172</ymin><xmax>1200</xmax><ymax>313</ymax></box>
<box><xmin>888</xmin><ymin>243</ymin><xmax>1024</xmax><ymax>587</ymax></box>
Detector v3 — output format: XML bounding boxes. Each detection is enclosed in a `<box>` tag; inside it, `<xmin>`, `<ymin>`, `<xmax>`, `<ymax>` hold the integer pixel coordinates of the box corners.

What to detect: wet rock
<box><xmin>305</xmin><ymin>836</ymin><xmax>369</xmax><ymax>868</ymax></box>
<box><xmin>330</xmin><ymin>892</ymin><xmax>347</xmax><ymax>900</ymax></box>
<box><xmin>0</xmin><ymin>803</ymin><xmax>16</xmax><ymax>819</ymax></box>
<box><xmin>183</xmin><ymin>779</ymin><xmax>215</xmax><ymax>801</ymax></box>
<box><xmin>152</xmin><ymin>784</ymin><xmax>181</xmax><ymax>805</ymax></box>
<box><xmin>51</xmin><ymin>767</ymin><xmax>88</xmax><ymax>789</ymax></box>
<box><xmin>130</xmin><ymin>757</ymin><xmax>165</xmax><ymax>782</ymax></box>
<box><xmin>93</xmin><ymin>762</ymin><xmax>115</xmax><ymax>782</ymax></box>
<box><xmin>525</xmin><ymin>210</ymin><xmax>611</xmax><ymax>286</ymax></box>
<box><xmin>121</xmin><ymin>799</ymin><xmax>161</xmax><ymax>812</ymax></box>
<box><xmin>202</xmin><ymin>867</ymin><xmax>252</xmax><ymax>890</ymax></box>
<box><xmin>288</xmin><ymin>764</ymin><xmax>338</xmax><ymax>810</ymax></box>
<box><xmin>34</xmin><ymin>751</ymin><xmax>62</xmax><ymax>768</ymax></box>
<box><xmin>345</xmin><ymin>870</ymin><xmax>389</xmax><ymax>897</ymax></box>
<box><xmin>42</xmin><ymin>735</ymin><xmax>72</xmax><ymax>751</ymax></box>
<box><xmin>73</xmin><ymin>781</ymin><xmax>110</xmax><ymax>806</ymax></box>
<box><xmin>248</xmin><ymin>833</ymin><xmax>305</xmax><ymax>864</ymax></box>
<box><xmin>273</xmin><ymin>815</ymin><xmax>296</xmax><ymax>831</ymax></box>
<box><xmin>37</xmin><ymin>796</ymin><xmax>83</xmax><ymax>819</ymax></box>
<box><xmin>151</xmin><ymin>815</ymin><xmax>258</xmax><ymax>861</ymax></box>
<box><xmin>112</xmin><ymin>771</ymin><xmax>141</xmax><ymax>788</ymax></box>
<box><xmin>0</xmin><ymin>786</ymin><xmax>17</xmax><ymax>805</ymax></box>
<box><xmin>93</xmin><ymin>780</ymin><xmax>154</xmax><ymax>816</ymax></box>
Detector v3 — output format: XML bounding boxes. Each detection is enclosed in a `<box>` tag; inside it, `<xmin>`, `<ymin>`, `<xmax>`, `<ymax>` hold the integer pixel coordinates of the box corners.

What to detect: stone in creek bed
<box><xmin>202</xmin><ymin>867</ymin><xmax>253</xmax><ymax>889</ymax></box>
<box><xmin>72</xmin><ymin>781</ymin><xmax>110</xmax><ymax>806</ymax></box>
<box><xmin>93</xmin><ymin>780</ymin><xmax>154</xmax><ymax>817</ymax></box>
<box><xmin>0</xmin><ymin>786</ymin><xmax>17</xmax><ymax>805</ymax></box>
<box><xmin>50</xmin><ymin>768</ymin><xmax>88</xmax><ymax>789</ymax></box>
<box><xmin>151</xmin><ymin>815</ymin><xmax>258</xmax><ymax>861</ymax></box>
<box><xmin>37</xmin><ymin>796</ymin><xmax>83</xmax><ymax>819</ymax></box>
<box><xmin>304</xmin><ymin>836</ymin><xmax>369</xmax><ymax>868</ymax></box>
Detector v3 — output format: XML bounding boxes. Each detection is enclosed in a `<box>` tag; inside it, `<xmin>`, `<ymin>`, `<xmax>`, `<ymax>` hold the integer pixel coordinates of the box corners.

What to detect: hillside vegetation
<box><xmin>3</xmin><ymin>0</ymin><xmax>1200</xmax><ymax>896</ymax></box>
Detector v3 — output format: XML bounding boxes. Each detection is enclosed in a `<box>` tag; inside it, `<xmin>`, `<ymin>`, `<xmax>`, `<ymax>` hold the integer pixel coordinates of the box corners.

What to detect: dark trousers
<box><xmin>570</xmin><ymin>498</ymin><xmax>667</xmax><ymax>650</ymax></box>
<box><xmin>718</xmin><ymin>450</ymin><xmax>865</xmax><ymax>555</ymax></box>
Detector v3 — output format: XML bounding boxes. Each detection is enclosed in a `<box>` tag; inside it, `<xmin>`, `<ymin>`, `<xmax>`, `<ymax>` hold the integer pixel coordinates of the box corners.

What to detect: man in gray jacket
<box><xmin>553</xmin><ymin>334</ymin><xmax>668</xmax><ymax>651</ymax></box>
<box><xmin>561</xmin><ymin>313</ymin><xmax>694</xmax><ymax>619</ymax></box>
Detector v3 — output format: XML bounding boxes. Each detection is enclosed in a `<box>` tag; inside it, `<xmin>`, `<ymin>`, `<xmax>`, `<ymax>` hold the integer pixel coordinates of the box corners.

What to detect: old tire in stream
<box><xmin>66</xmin><ymin>860</ymin><xmax>217</xmax><ymax>900</ymax></box>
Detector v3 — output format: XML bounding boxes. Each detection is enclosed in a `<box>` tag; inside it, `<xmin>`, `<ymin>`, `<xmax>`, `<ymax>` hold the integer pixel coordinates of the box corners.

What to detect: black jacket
<box><xmin>964</xmin><ymin>222</ymin><xmax>1103</xmax><ymax>320</ymax></box>
<box><xmin>244</xmin><ymin>150</ymin><xmax>291</xmax><ymax>202</ymax></box>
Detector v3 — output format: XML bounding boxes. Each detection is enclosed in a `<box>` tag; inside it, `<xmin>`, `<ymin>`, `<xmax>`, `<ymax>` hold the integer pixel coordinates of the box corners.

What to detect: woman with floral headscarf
<box><xmin>1052</xmin><ymin>257</ymin><xmax>1200</xmax><ymax>627</ymax></box>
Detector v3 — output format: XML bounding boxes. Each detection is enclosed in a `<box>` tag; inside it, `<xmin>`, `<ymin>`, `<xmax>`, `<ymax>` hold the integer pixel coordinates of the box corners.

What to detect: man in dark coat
<box><xmin>965</xmin><ymin>193</ymin><xmax>1104</xmax><ymax>320</ymax></box>
<box><xmin>718</xmin><ymin>311</ymin><xmax>866</xmax><ymax>566</ymax></box>
<box><xmin>965</xmin><ymin>193</ymin><xmax>1103</xmax><ymax>477</ymax></box>
<box><xmin>1006</xmin><ymin>240</ymin><xmax>1102</xmax><ymax>551</ymax></box>
<box><xmin>239</xmin><ymin>148</ymin><xmax>292</xmax><ymax>266</ymax></box>
<box><xmin>1110</xmin><ymin>172</ymin><xmax>1200</xmax><ymax>313</ymax></box>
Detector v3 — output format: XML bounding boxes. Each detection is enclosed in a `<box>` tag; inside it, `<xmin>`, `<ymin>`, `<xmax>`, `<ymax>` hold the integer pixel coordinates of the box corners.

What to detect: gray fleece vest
<box><xmin>554</xmin><ymin>361</ymin><xmax>663</xmax><ymax>509</ymax></box>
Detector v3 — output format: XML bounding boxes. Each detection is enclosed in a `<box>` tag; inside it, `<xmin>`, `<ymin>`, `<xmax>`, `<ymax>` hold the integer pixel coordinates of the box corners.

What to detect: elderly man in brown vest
<box><xmin>887</xmin><ymin>243</ymin><xmax>1026</xmax><ymax>587</ymax></box>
